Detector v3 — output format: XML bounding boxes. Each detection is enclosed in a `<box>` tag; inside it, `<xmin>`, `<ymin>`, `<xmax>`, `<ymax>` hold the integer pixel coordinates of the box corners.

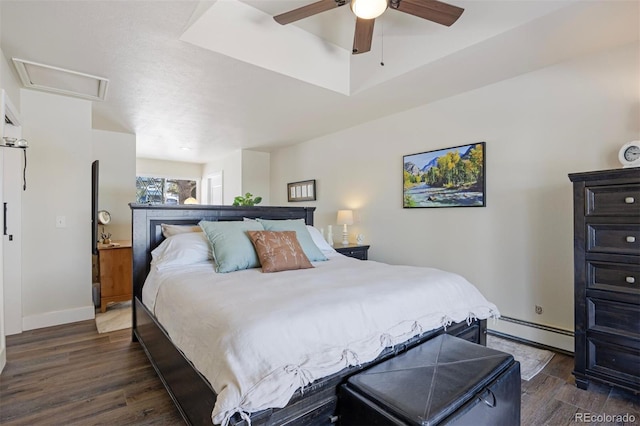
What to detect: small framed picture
<box><xmin>288</xmin><ymin>179</ymin><xmax>316</xmax><ymax>202</ymax></box>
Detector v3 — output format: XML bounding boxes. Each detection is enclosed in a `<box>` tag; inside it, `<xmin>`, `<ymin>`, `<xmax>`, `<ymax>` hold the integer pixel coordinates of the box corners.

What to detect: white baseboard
<box><xmin>489</xmin><ymin>317</ymin><xmax>574</xmax><ymax>353</ymax></box>
<box><xmin>22</xmin><ymin>305</ymin><xmax>95</xmax><ymax>331</ymax></box>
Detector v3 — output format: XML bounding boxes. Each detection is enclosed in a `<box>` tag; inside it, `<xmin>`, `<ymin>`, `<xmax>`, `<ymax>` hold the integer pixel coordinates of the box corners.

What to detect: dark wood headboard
<box><xmin>129</xmin><ymin>204</ymin><xmax>315</xmax><ymax>300</ymax></box>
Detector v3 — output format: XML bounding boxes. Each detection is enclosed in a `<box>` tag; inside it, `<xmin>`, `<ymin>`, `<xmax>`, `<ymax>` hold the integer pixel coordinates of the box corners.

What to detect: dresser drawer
<box><xmin>587</xmin><ymin>297</ymin><xmax>640</xmax><ymax>339</ymax></box>
<box><xmin>587</xmin><ymin>261</ymin><xmax>640</xmax><ymax>295</ymax></box>
<box><xmin>335</xmin><ymin>245</ymin><xmax>369</xmax><ymax>260</ymax></box>
<box><xmin>586</xmin><ymin>184</ymin><xmax>640</xmax><ymax>216</ymax></box>
<box><xmin>587</xmin><ymin>336</ymin><xmax>640</xmax><ymax>387</ymax></box>
<box><xmin>587</xmin><ymin>224</ymin><xmax>640</xmax><ymax>255</ymax></box>
<box><xmin>340</xmin><ymin>249</ymin><xmax>367</xmax><ymax>260</ymax></box>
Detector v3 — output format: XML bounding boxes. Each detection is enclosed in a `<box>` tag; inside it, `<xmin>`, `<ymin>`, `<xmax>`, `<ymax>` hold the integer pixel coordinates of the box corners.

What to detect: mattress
<box><xmin>142</xmin><ymin>253</ymin><xmax>500</xmax><ymax>425</ymax></box>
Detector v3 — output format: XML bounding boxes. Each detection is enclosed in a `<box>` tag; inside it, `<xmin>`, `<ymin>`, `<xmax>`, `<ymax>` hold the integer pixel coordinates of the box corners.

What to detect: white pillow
<box><xmin>161</xmin><ymin>223</ymin><xmax>203</xmax><ymax>238</ymax></box>
<box><xmin>151</xmin><ymin>232</ymin><xmax>212</xmax><ymax>270</ymax></box>
<box><xmin>246</xmin><ymin>219</ymin><xmax>335</xmax><ymax>254</ymax></box>
<box><xmin>306</xmin><ymin>225</ymin><xmax>336</xmax><ymax>254</ymax></box>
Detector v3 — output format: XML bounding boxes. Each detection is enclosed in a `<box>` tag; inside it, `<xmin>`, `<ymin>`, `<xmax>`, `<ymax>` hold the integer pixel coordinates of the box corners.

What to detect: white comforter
<box><xmin>143</xmin><ymin>253</ymin><xmax>499</xmax><ymax>425</ymax></box>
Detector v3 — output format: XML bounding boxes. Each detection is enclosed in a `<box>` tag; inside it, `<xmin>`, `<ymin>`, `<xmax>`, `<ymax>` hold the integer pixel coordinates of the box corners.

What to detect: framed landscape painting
<box><xmin>403</xmin><ymin>142</ymin><xmax>486</xmax><ymax>208</ymax></box>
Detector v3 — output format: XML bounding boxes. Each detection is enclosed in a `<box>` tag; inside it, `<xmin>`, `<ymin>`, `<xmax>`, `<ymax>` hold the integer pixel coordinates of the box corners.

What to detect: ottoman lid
<box><xmin>346</xmin><ymin>334</ymin><xmax>514</xmax><ymax>425</ymax></box>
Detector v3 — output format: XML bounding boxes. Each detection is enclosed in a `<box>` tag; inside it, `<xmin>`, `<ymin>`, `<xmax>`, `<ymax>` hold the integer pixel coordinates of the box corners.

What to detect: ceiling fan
<box><xmin>273</xmin><ymin>0</ymin><xmax>464</xmax><ymax>55</ymax></box>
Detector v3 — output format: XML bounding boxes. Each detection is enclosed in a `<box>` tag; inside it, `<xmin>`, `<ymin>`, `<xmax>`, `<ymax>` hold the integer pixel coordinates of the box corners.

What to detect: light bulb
<box><xmin>350</xmin><ymin>0</ymin><xmax>388</xmax><ymax>19</ymax></box>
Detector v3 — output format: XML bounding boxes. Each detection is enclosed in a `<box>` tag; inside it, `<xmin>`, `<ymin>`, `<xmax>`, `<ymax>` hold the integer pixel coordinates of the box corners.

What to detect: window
<box><xmin>136</xmin><ymin>176</ymin><xmax>198</xmax><ymax>205</ymax></box>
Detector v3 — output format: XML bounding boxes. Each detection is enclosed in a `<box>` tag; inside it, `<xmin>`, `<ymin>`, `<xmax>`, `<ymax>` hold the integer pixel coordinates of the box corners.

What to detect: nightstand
<box><xmin>98</xmin><ymin>240</ymin><xmax>133</xmax><ymax>312</ymax></box>
<box><xmin>335</xmin><ymin>244</ymin><xmax>370</xmax><ymax>260</ymax></box>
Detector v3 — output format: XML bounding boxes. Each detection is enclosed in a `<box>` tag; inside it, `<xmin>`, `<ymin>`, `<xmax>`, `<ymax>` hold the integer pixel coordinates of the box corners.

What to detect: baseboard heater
<box><xmin>491</xmin><ymin>316</ymin><xmax>574</xmax><ymax>356</ymax></box>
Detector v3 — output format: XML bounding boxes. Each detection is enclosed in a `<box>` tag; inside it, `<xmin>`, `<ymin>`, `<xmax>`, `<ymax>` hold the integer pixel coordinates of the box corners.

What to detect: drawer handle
<box><xmin>626</xmin><ymin>276</ymin><xmax>636</xmax><ymax>284</ymax></box>
<box><xmin>625</xmin><ymin>197</ymin><xmax>635</xmax><ymax>204</ymax></box>
<box><xmin>627</xmin><ymin>236</ymin><xmax>636</xmax><ymax>243</ymax></box>
<box><xmin>479</xmin><ymin>389</ymin><xmax>496</xmax><ymax>408</ymax></box>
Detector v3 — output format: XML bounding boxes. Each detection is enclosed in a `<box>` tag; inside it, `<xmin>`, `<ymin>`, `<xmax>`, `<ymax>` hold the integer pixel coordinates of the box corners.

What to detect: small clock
<box><xmin>619</xmin><ymin>141</ymin><xmax>640</xmax><ymax>168</ymax></box>
<box><xmin>97</xmin><ymin>210</ymin><xmax>111</xmax><ymax>225</ymax></box>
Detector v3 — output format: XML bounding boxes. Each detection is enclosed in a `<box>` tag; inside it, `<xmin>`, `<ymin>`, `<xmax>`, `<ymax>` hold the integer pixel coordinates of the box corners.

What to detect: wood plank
<box><xmin>2</xmin><ymin>319</ymin><xmax>640</xmax><ymax>425</ymax></box>
<box><xmin>0</xmin><ymin>320</ymin><xmax>182</xmax><ymax>425</ymax></box>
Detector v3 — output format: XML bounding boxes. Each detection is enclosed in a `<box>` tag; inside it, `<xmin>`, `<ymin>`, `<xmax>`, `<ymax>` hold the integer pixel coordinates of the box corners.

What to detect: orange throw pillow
<box><xmin>247</xmin><ymin>230</ymin><xmax>314</xmax><ymax>273</ymax></box>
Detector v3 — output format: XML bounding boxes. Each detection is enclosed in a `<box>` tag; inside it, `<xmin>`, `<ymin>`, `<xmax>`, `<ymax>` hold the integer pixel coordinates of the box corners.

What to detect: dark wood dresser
<box><xmin>569</xmin><ymin>168</ymin><xmax>640</xmax><ymax>393</ymax></box>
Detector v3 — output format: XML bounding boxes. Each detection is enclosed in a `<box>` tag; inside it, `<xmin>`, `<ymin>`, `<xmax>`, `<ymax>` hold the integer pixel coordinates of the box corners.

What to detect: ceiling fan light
<box><xmin>350</xmin><ymin>0</ymin><xmax>388</xmax><ymax>20</ymax></box>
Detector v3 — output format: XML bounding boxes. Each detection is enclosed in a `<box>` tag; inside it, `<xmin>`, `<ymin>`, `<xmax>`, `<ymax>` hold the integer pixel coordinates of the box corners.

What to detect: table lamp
<box><xmin>336</xmin><ymin>210</ymin><xmax>354</xmax><ymax>246</ymax></box>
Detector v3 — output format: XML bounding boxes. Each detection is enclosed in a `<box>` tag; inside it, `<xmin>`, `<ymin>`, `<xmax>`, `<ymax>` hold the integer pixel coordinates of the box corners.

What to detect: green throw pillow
<box><xmin>256</xmin><ymin>218</ymin><xmax>327</xmax><ymax>262</ymax></box>
<box><xmin>199</xmin><ymin>220</ymin><xmax>265</xmax><ymax>273</ymax></box>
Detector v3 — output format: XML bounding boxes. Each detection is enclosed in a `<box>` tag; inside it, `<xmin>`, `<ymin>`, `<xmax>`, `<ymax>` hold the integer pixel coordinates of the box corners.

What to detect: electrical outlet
<box><xmin>535</xmin><ymin>305</ymin><xmax>543</xmax><ymax>315</ymax></box>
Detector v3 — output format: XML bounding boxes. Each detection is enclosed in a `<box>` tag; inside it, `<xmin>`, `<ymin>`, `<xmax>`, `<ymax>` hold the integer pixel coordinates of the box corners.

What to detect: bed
<box><xmin>130</xmin><ymin>204</ymin><xmax>498</xmax><ymax>425</ymax></box>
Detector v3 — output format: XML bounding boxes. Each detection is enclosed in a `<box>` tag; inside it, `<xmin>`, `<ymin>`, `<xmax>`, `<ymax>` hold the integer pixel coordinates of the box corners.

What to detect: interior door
<box><xmin>3</xmin><ymin>146</ymin><xmax>22</xmax><ymax>335</ymax></box>
<box><xmin>2</xmin><ymin>91</ymin><xmax>23</xmax><ymax>339</ymax></box>
<box><xmin>0</xmin><ymin>145</ymin><xmax>5</xmax><ymax>373</ymax></box>
<box><xmin>207</xmin><ymin>171</ymin><xmax>223</xmax><ymax>204</ymax></box>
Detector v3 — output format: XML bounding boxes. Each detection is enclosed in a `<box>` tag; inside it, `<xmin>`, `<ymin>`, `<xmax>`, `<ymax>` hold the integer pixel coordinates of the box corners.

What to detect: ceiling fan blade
<box><xmin>274</xmin><ymin>0</ymin><xmax>347</xmax><ymax>25</ymax></box>
<box><xmin>352</xmin><ymin>17</ymin><xmax>375</xmax><ymax>54</ymax></box>
<box><xmin>392</xmin><ymin>0</ymin><xmax>464</xmax><ymax>26</ymax></box>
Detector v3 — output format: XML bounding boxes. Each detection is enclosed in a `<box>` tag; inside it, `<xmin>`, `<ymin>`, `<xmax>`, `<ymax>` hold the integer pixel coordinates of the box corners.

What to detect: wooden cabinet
<box><xmin>98</xmin><ymin>240</ymin><xmax>132</xmax><ymax>313</ymax></box>
<box><xmin>335</xmin><ymin>244</ymin><xmax>370</xmax><ymax>260</ymax></box>
<box><xmin>569</xmin><ymin>168</ymin><xmax>640</xmax><ymax>393</ymax></box>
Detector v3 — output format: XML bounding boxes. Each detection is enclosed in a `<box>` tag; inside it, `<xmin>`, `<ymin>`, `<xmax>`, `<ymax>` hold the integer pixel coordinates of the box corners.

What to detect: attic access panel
<box><xmin>13</xmin><ymin>58</ymin><xmax>108</xmax><ymax>101</ymax></box>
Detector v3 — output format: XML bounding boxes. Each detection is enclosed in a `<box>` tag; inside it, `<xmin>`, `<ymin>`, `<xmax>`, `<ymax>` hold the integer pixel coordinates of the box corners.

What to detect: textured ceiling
<box><xmin>182</xmin><ymin>0</ymin><xmax>572</xmax><ymax>95</ymax></box>
<box><xmin>1</xmin><ymin>0</ymin><xmax>638</xmax><ymax>164</ymax></box>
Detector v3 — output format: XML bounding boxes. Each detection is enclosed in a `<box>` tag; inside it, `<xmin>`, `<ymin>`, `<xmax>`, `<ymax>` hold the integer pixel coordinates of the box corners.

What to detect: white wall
<box><xmin>270</xmin><ymin>43</ymin><xmax>640</xmax><ymax>351</ymax></box>
<box><xmin>136</xmin><ymin>158</ymin><xmax>203</xmax><ymax>181</ymax></box>
<box><xmin>1</xmin><ymin>50</ymin><xmax>19</xmax><ymax>113</ymax></box>
<box><xmin>201</xmin><ymin>150</ymin><xmax>270</xmax><ymax>206</ymax></box>
<box><xmin>92</xmin><ymin>130</ymin><xmax>136</xmax><ymax>241</ymax></box>
<box><xmin>20</xmin><ymin>89</ymin><xmax>94</xmax><ymax>330</ymax></box>
<box><xmin>202</xmin><ymin>150</ymin><xmax>241</xmax><ymax>205</ymax></box>
<box><xmin>241</xmin><ymin>150</ymin><xmax>270</xmax><ymax>205</ymax></box>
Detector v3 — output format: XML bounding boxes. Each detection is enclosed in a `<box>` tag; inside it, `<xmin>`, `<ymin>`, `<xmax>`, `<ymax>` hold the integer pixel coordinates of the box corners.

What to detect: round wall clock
<box><xmin>619</xmin><ymin>141</ymin><xmax>640</xmax><ymax>168</ymax></box>
<box><xmin>97</xmin><ymin>210</ymin><xmax>111</xmax><ymax>225</ymax></box>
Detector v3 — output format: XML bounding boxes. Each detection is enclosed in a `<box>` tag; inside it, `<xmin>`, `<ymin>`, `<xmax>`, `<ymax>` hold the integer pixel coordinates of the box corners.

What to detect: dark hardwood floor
<box><xmin>0</xmin><ymin>320</ymin><xmax>638</xmax><ymax>425</ymax></box>
<box><xmin>0</xmin><ymin>321</ymin><xmax>183</xmax><ymax>425</ymax></box>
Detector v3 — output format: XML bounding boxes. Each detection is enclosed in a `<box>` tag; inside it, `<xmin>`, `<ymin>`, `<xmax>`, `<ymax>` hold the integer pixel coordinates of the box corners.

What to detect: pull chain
<box><xmin>380</xmin><ymin>19</ymin><xmax>385</xmax><ymax>66</ymax></box>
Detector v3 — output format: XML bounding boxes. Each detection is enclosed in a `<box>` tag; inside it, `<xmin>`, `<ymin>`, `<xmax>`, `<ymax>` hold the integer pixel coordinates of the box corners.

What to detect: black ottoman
<box><xmin>339</xmin><ymin>334</ymin><xmax>521</xmax><ymax>425</ymax></box>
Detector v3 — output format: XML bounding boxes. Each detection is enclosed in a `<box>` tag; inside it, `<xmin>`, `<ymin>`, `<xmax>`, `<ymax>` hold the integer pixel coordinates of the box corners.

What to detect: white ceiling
<box><xmin>1</xmin><ymin>0</ymin><xmax>638</xmax><ymax>164</ymax></box>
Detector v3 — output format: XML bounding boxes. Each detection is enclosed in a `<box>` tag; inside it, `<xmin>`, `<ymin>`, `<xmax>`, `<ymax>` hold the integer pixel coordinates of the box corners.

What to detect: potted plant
<box><xmin>232</xmin><ymin>193</ymin><xmax>262</xmax><ymax>206</ymax></box>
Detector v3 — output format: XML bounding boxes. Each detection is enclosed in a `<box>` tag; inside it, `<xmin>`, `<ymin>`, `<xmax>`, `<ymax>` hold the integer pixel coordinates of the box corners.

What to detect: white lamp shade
<box><xmin>350</xmin><ymin>0</ymin><xmax>388</xmax><ymax>19</ymax></box>
<box><xmin>184</xmin><ymin>197</ymin><xmax>199</xmax><ymax>204</ymax></box>
<box><xmin>336</xmin><ymin>210</ymin><xmax>354</xmax><ymax>225</ymax></box>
